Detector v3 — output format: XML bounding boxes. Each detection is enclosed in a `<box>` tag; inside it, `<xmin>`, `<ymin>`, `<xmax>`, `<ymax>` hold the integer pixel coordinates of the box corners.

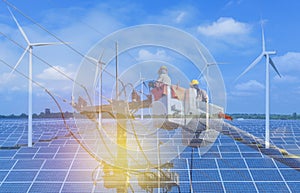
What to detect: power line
<box><xmin>3</xmin><ymin>0</ymin><xmax>130</xmax><ymax>96</ymax></box>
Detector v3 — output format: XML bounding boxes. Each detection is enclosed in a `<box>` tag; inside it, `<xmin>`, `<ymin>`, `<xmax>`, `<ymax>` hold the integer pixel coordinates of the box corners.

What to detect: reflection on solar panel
<box><xmin>0</xmin><ymin>119</ymin><xmax>300</xmax><ymax>192</ymax></box>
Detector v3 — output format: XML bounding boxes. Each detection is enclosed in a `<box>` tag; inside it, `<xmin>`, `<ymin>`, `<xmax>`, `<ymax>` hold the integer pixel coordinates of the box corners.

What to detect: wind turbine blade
<box><xmin>261</xmin><ymin>20</ymin><xmax>266</xmax><ymax>53</ymax></box>
<box><xmin>10</xmin><ymin>47</ymin><xmax>29</xmax><ymax>75</ymax></box>
<box><xmin>7</xmin><ymin>7</ymin><xmax>30</xmax><ymax>45</ymax></box>
<box><xmin>269</xmin><ymin>57</ymin><xmax>281</xmax><ymax>78</ymax></box>
<box><xmin>235</xmin><ymin>53</ymin><xmax>264</xmax><ymax>81</ymax></box>
<box><xmin>143</xmin><ymin>81</ymin><xmax>148</xmax><ymax>89</ymax></box>
<box><xmin>31</xmin><ymin>42</ymin><xmax>65</xmax><ymax>47</ymax></box>
<box><xmin>85</xmin><ymin>56</ymin><xmax>98</xmax><ymax>63</ymax></box>
<box><xmin>97</xmin><ymin>51</ymin><xmax>106</xmax><ymax>65</ymax></box>
<box><xmin>196</xmin><ymin>44</ymin><xmax>208</xmax><ymax>64</ymax></box>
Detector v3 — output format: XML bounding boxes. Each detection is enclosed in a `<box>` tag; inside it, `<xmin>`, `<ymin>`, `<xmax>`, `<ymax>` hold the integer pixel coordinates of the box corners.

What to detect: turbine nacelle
<box><xmin>265</xmin><ymin>51</ymin><xmax>276</xmax><ymax>55</ymax></box>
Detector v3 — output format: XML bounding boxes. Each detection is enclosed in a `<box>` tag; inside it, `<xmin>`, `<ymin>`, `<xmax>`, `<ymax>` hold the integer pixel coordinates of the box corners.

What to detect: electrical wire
<box><xmin>0</xmin><ymin>30</ymin><xmax>93</xmax><ymax>105</ymax></box>
<box><xmin>1</xmin><ymin>2</ymin><xmax>186</xmax><ymax>191</ymax></box>
<box><xmin>189</xmin><ymin>147</ymin><xmax>194</xmax><ymax>193</ymax></box>
<box><xmin>3</xmin><ymin>0</ymin><xmax>129</xmax><ymax>95</ymax></box>
<box><xmin>0</xmin><ymin>58</ymin><xmax>143</xmax><ymax>175</ymax></box>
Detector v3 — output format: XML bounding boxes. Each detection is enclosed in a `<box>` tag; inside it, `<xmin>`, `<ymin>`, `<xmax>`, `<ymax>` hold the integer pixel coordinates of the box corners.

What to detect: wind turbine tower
<box><xmin>8</xmin><ymin>8</ymin><xmax>63</xmax><ymax>147</ymax></box>
<box><xmin>236</xmin><ymin>21</ymin><xmax>281</xmax><ymax>148</ymax></box>
<box><xmin>86</xmin><ymin>53</ymin><xmax>105</xmax><ymax>127</ymax></box>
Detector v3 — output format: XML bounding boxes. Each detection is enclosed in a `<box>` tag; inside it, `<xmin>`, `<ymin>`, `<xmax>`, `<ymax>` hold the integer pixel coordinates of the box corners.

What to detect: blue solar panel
<box><xmin>5</xmin><ymin>171</ymin><xmax>38</xmax><ymax>181</ymax></box>
<box><xmin>13</xmin><ymin>160</ymin><xmax>44</xmax><ymax>169</ymax></box>
<box><xmin>275</xmin><ymin>158</ymin><xmax>300</xmax><ymax>169</ymax></box>
<box><xmin>60</xmin><ymin>183</ymin><xmax>95</xmax><ymax>193</ymax></box>
<box><xmin>34</xmin><ymin>153</ymin><xmax>55</xmax><ymax>159</ymax></box>
<box><xmin>0</xmin><ymin>119</ymin><xmax>300</xmax><ymax>192</ymax></box>
<box><xmin>218</xmin><ymin>145</ymin><xmax>239</xmax><ymax>152</ymax></box>
<box><xmin>201</xmin><ymin>152</ymin><xmax>221</xmax><ymax>158</ymax></box>
<box><xmin>287</xmin><ymin>182</ymin><xmax>300</xmax><ymax>192</ymax></box>
<box><xmin>217</xmin><ymin>159</ymin><xmax>247</xmax><ymax>169</ymax></box>
<box><xmin>192</xmin><ymin>182</ymin><xmax>224</xmax><ymax>193</ymax></box>
<box><xmin>191</xmin><ymin>158</ymin><xmax>217</xmax><ymax>169</ymax></box>
<box><xmin>0</xmin><ymin>171</ymin><xmax>8</xmax><ymax>181</ymax></box>
<box><xmin>0</xmin><ymin>150</ymin><xmax>17</xmax><ymax>158</ymax></box>
<box><xmin>245</xmin><ymin>158</ymin><xmax>277</xmax><ymax>168</ymax></box>
<box><xmin>42</xmin><ymin>159</ymin><xmax>73</xmax><ymax>170</ymax></box>
<box><xmin>17</xmin><ymin>147</ymin><xmax>39</xmax><ymax>153</ymax></box>
<box><xmin>255</xmin><ymin>182</ymin><xmax>290</xmax><ymax>193</ymax></box>
<box><xmin>28</xmin><ymin>183</ymin><xmax>63</xmax><ymax>193</ymax></box>
<box><xmin>0</xmin><ymin>183</ymin><xmax>31</xmax><ymax>193</ymax></box>
<box><xmin>191</xmin><ymin>170</ymin><xmax>221</xmax><ymax>181</ymax></box>
<box><xmin>14</xmin><ymin>153</ymin><xmax>35</xmax><ymax>159</ymax></box>
<box><xmin>0</xmin><ymin>159</ymin><xmax>16</xmax><ymax>169</ymax></box>
<box><xmin>280</xmin><ymin>169</ymin><xmax>300</xmax><ymax>181</ymax></box>
<box><xmin>220</xmin><ymin>170</ymin><xmax>252</xmax><ymax>181</ymax></box>
<box><xmin>67</xmin><ymin>171</ymin><xmax>96</xmax><ymax>181</ymax></box>
<box><xmin>221</xmin><ymin>152</ymin><xmax>241</xmax><ymax>158</ymax></box>
<box><xmin>35</xmin><ymin>171</ymin><xmax>67</xmax><ymax>181</ymax></box>
<box><xmin>241</xmin><ymin>152</ymin><xmax>262</xmax><ymax>158</ymax></box>
<box><xmin>250</xmin><ymin>170</ymin><xmax>283</xmax><ymax>181</ymax></box>
<box><xmin>37</xmin><ymin>147</ymin><xmax>59</xmax><ymax>153</ymax></box>
<box><xmin>224</xmin><ymin>182</ymin><xmax>257</xmax><ymax>192</ymax></box>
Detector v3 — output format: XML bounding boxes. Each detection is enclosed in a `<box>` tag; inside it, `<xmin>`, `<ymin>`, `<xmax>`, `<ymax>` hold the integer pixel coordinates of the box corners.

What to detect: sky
<box><xmin>0</xmin><ymin>0</ymin><xmax>300</xmax><ymax>115</ymax></box>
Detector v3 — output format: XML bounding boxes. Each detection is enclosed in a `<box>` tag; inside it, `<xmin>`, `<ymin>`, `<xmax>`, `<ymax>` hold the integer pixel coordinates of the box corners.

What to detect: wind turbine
<box><xmin>8</xmin><ymin>8</ymin><xmax>64</xmax><ymax>147</ymax></box>
<box><xmin>196</xmin><ymin>45</ymin><xmax>219</xmax><ymax>130</ymax></box>
<box><xmin>236</xmin><ymin>21</ymin><xmax>281</xmax><ymax>148</ymax></box>
<box><xmin>85</xmin><ymin>52</ymin><xmax>105</xmax><ymax>126</ymax></box>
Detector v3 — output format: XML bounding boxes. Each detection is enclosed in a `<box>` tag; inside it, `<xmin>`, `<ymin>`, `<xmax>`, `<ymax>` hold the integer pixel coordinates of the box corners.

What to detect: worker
<box><xmin>151</xmin><ymin>66</ymin><xmax>171</xmax><ymax>100</ymax></box>
<box><xmin>156</xmin><ymin>65</ymin><xmax>171</xmax><ymax>85</ymax></box>
<box><xmin>190</xmin><ymin>79</ymin><xmax>208</xmax><ymax>102</ymax></box>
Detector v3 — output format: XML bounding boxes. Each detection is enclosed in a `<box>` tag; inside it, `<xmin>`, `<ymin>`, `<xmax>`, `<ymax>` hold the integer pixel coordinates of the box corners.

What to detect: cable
<box><xmin>189</xmin><ymin>147</ymin><xmax>194</xmax><ymax>193</ymax></box>
<box><xmin>0</xmin><ymin>30</ymin><xmax>93</xmax><ymax>105</ymax></box>
<box><xmin>0</xmin><ymin>58</ymin><xmax>146</xmax><ymax>176</ymax></box>
<box><xmin>3</xmin><ymin>0</ymin><xmax>128</xmax><ymax>96</ymax></box>
<box><xmin>92</xmin><ymin>163</ymin><xmax>102</xmax><ymax>186</ymax></box>
<box><xmin>129</xmin><ymin>183</ymin><xmax>135</xmax><ymax>193</ymax></box>
<box><xmin>0</xmin><ymin>58</ymin><xmax>71</xmax><ymax>104</ymax></box>
<box><xmin>1</xmin><ymin>3</ymin><xmax>190</xmax><ymax>187</ymax></box>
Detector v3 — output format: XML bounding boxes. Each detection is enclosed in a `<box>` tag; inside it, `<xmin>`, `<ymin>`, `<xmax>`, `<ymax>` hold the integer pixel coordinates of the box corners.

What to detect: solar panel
<box><xmin>220</xmin><ymin>170</ymin><xmax>252</xmax><ymax>181</ymax></box>
<box><xmin>255</xmin><ymin>182</ymin><xmax>290</xmax><ymax>193</ymax></box>
<box><xmin>0</xmin><ymin>119</ymin><xmax>300</xmax><ymax>192</ymax></box>
<box><xmin>288</xmin><ymin>182</ymin><xmax>300</xmax><ymax>192</ymax></box>
<box><xmin>224</xmin><ymin>182</ymin><xmax>257</xmax><ymax>192</ymax></box>
<box><xmin>192</xmin><ymin>182</ymin><xmax>223</xmax><ymax>193</ymax></box>
<box><xmin>5</xmin><ymin>171</ymin><xmax>38</xmax><ymax>181</ymax></box>
<box><xmin>29</xmin><ymin>183</ymin><xmax>63</xmax><ymax>193</ymax></box>
<box><xmin>0</xmin><ymin>183</ymin><xmax>31</xmax><ymax>193</ymax></box>
<box><xmin>245</xmin><ymin>158</ymin><xmax>276</xmax><ymax>168</ymax></box>
<box><xmin>191</xmin><ymin>170</ymin><xmax>221</xmax><ymax>181</ymax></box>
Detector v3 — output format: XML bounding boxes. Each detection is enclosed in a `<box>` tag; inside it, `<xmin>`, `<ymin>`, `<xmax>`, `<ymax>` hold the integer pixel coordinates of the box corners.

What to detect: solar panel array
<box><xmin>0</xmin><ymin>119</ymin><xmax>300</xmax><ymax>192</ymax></box>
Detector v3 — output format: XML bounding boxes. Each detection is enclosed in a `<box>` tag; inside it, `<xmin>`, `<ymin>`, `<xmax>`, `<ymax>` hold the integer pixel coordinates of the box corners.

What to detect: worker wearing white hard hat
<box><xmin>157</xmin><ymin>65</ymin><xmax>171</xmax><ymax>85</ymax></box>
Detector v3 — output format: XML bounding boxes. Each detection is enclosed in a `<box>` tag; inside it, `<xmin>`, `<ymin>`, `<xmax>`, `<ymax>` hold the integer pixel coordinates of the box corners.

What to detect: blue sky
<box><xmin>0</xmin><ymin>0</ymin><xmax>300</xmax><ymax>115</ymax></box>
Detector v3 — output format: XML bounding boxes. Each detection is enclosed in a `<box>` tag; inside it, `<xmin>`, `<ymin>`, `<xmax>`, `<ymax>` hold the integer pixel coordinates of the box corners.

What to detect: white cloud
<box><xmin>136</xmin><ymin>49</ymin><xmax>171</xmax><ymax>61</ymax></box>
<box><xmin>175</xmin><ymin>12</ymin><xmax>186</xmax><ymax>23</ymax></box>
<box><xmin>197</xmin><ymin>17</ymin><xmax>251</xmax><ymax>37</ymax></box>
<box><xmin>0</xmin><ymin>72</ymin><xmax>15</xmax><ymax>86</ymax></box>
<box><xmin>145</xmin><ymin>6</ymin><xmax>197</xmax><ymax>26</ymax></box>
<box><xmin>224</xmin><ymin>0</ymin><xmax>243</xmax><ymax>9</ymax></box>
<box><xmin>230</xmin><ymin>91</ymin><xmax>255</xmax><ymax>97</ymax></box>
<box><xmin>36</xmin><ymin>65</ymin><xmax>75</xmax><ymax>80</ymax></box>
<box><xmin>273</xmin><ymin>52</ymin><xmax>300</xmax><ymax>72</ymax></box>
<box><xmin>235</xmin><ymin>80</ymin><xmax>264</xmax><ymax>91</ymax></box>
